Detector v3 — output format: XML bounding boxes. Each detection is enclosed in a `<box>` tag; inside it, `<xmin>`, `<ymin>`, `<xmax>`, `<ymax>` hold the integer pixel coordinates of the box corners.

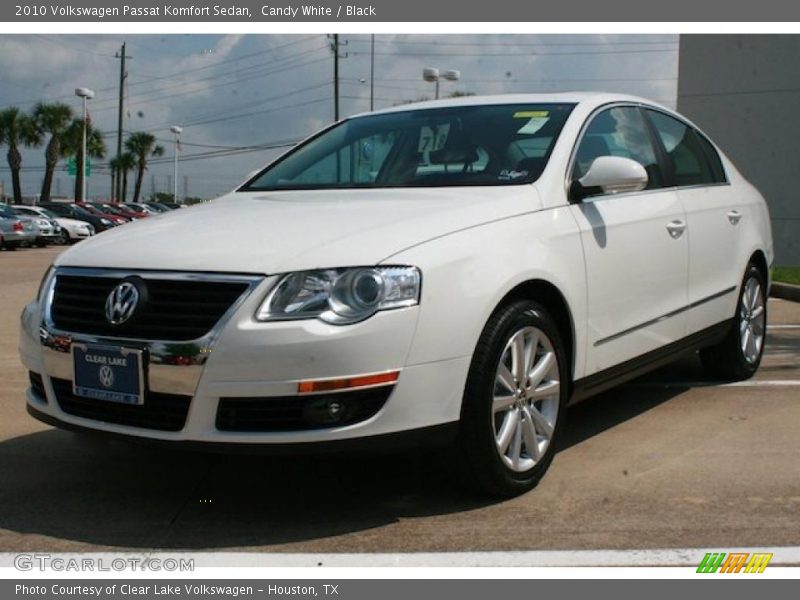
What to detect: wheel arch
<box><xmin>494</xmin><ymin>279</ymin><xmax>576</xmax><ymax>382</ymax></box>
<box><xmin>749</xmin><ymin>248</ymin><xmax>769</xmax><ymax>286</ymax></box>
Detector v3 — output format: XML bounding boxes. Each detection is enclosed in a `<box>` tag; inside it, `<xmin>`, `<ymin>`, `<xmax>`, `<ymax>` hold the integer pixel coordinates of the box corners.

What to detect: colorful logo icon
<box><xmin>697</xmin><ymin>552</ymin><xmax>772</xmax><ymax>573</ymax></box>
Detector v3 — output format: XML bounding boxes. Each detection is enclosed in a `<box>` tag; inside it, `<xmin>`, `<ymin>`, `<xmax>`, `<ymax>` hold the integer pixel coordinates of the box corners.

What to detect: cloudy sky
<box><xmin>0</xmin><ymin>34</ymin><xmax>678</xmax><ymax>201</ymax></box>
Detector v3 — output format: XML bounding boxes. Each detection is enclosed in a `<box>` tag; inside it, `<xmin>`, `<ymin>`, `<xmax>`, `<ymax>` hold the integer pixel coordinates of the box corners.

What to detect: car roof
<box><xmin>351</xmin><ymin>92</ymin><xmax>669</xmax><ymax>119</ymax></box>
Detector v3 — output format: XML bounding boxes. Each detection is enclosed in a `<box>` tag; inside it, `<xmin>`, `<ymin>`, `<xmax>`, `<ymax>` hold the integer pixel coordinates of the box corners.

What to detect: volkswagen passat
<box><xmin>19</xmin><ymin>94</ymin><xmax>773</xmax><ymax>496</ymax></box>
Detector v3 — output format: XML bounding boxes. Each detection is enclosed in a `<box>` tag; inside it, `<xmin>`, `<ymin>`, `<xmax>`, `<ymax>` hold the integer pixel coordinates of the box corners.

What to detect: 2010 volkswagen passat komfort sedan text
<box><xmin>20</xmin><ymin>94</ymin><xmax>773</xmax><ymax>496</ymax></box>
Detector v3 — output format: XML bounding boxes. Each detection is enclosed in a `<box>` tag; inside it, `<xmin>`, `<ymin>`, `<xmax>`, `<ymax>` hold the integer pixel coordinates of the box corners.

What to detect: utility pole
<box><xmin>370</xmin><ymin>34</ymin><xmax>375</xmax><ymax>111</ymax></box>
<box><xmin>333</xmin><ymin>34</ymin><xmax>340</xmax><ymax>121</ymax></box>
<box><xmin>114</xmin><ymin>42</ymin><xmax>129</xmax><ymax>202</ymax></box>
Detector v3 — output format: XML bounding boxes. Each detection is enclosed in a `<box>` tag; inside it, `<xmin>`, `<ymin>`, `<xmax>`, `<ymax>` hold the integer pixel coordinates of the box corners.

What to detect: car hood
<box><xmin>56</xmin><ymin>187</ymin><xmax>542</xmax><ymax>274</ymax></box>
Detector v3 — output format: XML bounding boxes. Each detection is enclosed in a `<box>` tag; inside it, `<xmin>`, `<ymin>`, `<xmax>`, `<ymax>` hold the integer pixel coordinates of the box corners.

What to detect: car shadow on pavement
<box><xmin>0</xmin><ymin>354</ymin><xmax>706</xmax><ymax>551</ymax></box>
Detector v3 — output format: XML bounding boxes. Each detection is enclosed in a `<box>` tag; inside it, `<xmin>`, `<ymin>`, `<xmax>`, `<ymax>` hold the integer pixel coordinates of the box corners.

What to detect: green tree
<box><xmin>125</xmin><ymin>132</ymin><xmax>164</xmax><ymax>203</ymax></box>
<box><xmin>110</xmin><ymin>152</ymin><xmax>136</xmax><ymax>203</ymax></box>
<box><xmin>62</xmin><ymin>118</ymin><xmax>106</xmax><ymax>201</ymax></box>
<box><xmin>0</xmin><ymin>107</ymin><xmax>41</xmax><ymax>204</ymax></box>
<box><xmin>33</xmin><ymin>102</ymin><xmax>73</xmax><ymax>202</ymax></box>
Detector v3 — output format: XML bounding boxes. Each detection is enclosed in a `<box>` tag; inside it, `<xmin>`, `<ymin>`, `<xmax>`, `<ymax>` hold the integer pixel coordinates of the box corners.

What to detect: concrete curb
<box><xmin>771</xmin><ymin>282</ymin><xmax>800</xmax><ymax>302</ymax></box>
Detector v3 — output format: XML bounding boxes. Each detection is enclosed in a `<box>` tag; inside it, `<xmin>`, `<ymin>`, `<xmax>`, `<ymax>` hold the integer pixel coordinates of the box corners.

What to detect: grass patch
<box><xmin>773</xmin><ymin>266</ymin><xmax>800</xmax><ymax>285</ymax></box>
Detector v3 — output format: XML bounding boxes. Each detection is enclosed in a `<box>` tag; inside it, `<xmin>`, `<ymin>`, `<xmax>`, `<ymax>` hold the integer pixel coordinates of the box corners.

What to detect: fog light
<box><xmin>304</xmin><ymin>397</ymin><xmax>349</xmax><ymax>426</ymax></box>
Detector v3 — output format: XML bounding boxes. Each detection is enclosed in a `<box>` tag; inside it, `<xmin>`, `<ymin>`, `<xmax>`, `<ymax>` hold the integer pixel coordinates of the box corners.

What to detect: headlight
<box><xmin>101</xmin><ymin>218</ymin><xmax>112</xmax><ymax>226</ymax></box>
<box><xmin>257</xmin><ymin>266</ymin><xmax>421</xmax><ymax>325</ymax></box>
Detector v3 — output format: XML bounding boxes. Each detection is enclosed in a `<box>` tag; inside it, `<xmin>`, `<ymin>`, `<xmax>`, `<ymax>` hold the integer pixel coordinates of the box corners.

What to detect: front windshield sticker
<box><xmin>417</xmin><ymin>124</ymin><xmax>451</xmax><ymax>152</ymax></box>
<box><xmin>517</xmin><ymin>116</ymin><xmax>550</xmax><ymax>136</ymax></box>
<box><xmin>498</xmin><ymin>169</ymin><xmax>529</xmax><ymax>181</ymax></box>
<box><xmin>513</xmin><ymin>110</ymin><xmax>550</xmax><ymax>119</ymax></box>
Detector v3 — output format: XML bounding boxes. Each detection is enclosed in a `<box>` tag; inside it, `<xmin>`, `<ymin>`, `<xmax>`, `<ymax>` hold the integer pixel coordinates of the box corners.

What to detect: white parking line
<box><xmin>3</xmin><ymin>548</ymin><xmax>799</xmax><ymax>568</ymax></box>
<box><xmin>628</xmin><ymin>380</ymin><xmax>800</xmax><ymax>389</ymax></box>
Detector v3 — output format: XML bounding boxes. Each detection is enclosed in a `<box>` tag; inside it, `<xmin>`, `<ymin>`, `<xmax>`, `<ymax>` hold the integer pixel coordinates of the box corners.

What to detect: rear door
<box><xmin>569</xmin><ymin>105</ymin><xmax>689</xmax><ymax>373</ymax></box>
<box><xmin>644</xmin><ymin>109</ymin><xmax>742</xmax><ymax>334</ymax></box>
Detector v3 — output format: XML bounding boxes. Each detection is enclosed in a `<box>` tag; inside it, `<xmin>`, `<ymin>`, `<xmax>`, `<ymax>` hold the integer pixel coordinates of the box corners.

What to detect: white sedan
<box><xmin>14</xmin><ymin>205</ymin><xmax>94</xmax><ymax>244</ymax></box>
<box><xmin>19</xmin><ymin>93</ymin><xmax>773</xmax><ymax>496</ymax></box>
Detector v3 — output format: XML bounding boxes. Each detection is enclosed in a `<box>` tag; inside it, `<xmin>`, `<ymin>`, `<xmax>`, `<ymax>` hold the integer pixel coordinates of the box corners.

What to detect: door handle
<box><xmin>666</xmin><ymin>219</ymin><xmax>687</xmax><ymax>239</ymax></box>
<box><xmin>727</xmin><ymin>210</ymin><xmax>743</xmax><ymax>225</ymax></box>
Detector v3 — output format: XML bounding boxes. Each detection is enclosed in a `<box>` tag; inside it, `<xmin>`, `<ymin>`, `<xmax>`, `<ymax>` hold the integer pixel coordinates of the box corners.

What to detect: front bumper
<box><xmin>19</xmin><ymin>275</ymin><xmax>468</xmax><ymax>446</ymax></box>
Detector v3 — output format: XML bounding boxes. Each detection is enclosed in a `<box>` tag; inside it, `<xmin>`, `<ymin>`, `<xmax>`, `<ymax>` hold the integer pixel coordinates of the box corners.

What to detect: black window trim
<box><xmin>641</xmin><ymin>105</ymin><xmax>730</xmax><ymax>188</ymax></box>
<box><xmin>564</xmin><ymin>101</ymin><xmax>730</xmax><ymax>204</ymax></box>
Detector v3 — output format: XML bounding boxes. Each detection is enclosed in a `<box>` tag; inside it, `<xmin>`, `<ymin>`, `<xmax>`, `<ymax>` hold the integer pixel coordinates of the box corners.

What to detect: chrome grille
<box><xmin>49</xmin><ymin>271</ymin><xmax>252</xmax><ymax>341</ymax></box>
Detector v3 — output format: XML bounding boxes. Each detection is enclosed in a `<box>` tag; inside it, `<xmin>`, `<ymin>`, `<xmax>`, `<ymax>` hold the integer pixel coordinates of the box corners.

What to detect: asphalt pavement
<box><xmin>1</xmin><ymin>246</ymin><xmax>798</xmax><ymax>556</ymax></box>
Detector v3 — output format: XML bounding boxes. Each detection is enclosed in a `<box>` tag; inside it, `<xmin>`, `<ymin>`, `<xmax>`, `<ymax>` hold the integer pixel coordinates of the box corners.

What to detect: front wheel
<box><xmin>700</xmin><ymin>263</ymin><xmax>767</xmax><ymax>380</ymax></box>
<box><xmin>57</xmin><ymin>230</ymin><xmax>70</xmax><ymax>245</ymax></box>
<box><xmin>453</xmin><ymin>300</ymin><xmax>568</xmax><ymax>497</ymax></box>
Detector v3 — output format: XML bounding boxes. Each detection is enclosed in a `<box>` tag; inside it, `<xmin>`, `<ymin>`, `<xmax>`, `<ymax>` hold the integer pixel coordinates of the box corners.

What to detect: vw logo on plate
<box><xmin>105</xmin><ymin>281</ymin><xmax>140</xmax><ymax>325</ymax></box>
<box><xmin>98</xmin><ymin>365</ymin><xmax>115</xmax><ymax>388</ymax></box>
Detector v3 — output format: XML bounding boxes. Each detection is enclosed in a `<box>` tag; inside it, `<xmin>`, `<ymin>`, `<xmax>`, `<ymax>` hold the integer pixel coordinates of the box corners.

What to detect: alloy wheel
<box><xmin>492</xmin><ymin>326</ymin><xmax>560</xmax><ymax>472</ymax></box>
<box><xmin>740</xmin><ymin>276</ymin><xmax>766</xmax><ymax>364</ymax></box>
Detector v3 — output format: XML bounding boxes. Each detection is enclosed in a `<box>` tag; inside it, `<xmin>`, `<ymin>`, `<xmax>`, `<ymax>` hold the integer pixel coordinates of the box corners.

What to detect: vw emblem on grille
<box><xmin>98</xmin><ymin>365</ymin><xmax>115</xmax><ymax>388</ymax></box>
<box><xmin>105</xmin><ymin>282</ymin><xmax>140</xmax><ymax>325</ymax></box>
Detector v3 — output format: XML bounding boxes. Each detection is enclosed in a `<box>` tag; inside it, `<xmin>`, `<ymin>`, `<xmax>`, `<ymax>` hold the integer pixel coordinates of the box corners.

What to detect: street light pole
<box><xmin>170</xmin><ymin>125</ymin><xmax>183</xmax><ymax>204</ymax></box>
<box><xmin>422</xmin><ymin>68</ymin><xmax>460</xmax><ymax>100</ymax></box>
<box><xmin>75</xmin><ymin>87</ymin><xmax>94</xmax><ymax>203</ymax></box>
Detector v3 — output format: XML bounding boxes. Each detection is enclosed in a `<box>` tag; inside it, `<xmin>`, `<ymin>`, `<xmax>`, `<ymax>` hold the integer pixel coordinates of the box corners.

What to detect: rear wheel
<box><xmin>453</xmin><ymin>300</ymin><xmax>568</xmax><ymax>497</ymax></box>
<box><xmin>700</xmin><ymin>263</ymin><xmax>766</xmax><ymax>380</ymax></box>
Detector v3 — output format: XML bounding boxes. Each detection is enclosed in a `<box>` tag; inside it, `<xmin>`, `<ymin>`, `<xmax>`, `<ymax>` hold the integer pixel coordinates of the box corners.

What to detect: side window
<box><xmin>572</xmin><ymin>106</ymin><xmax>663</xmax><ymax>194</ymax></box>
<box><xmin>646</xmin><ymin>110</ymin><xmax>726</xmax><ymax>186</ymax></box>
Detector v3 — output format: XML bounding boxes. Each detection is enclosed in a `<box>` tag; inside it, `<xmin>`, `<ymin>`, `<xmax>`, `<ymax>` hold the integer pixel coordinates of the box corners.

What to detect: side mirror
<box><xmin>570</xmin><ymin>156</ymin><xmax>649</xmax><ymax>202</ymax></box>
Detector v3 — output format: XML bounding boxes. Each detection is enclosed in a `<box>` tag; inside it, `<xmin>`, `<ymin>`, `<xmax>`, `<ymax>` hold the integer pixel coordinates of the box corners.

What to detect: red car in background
<box><xmin>75</xmin><ymin>202</ymin><xmax>129</xmax><ymax>225</ymax></box>
<box><xmin>91</xmin><ymin>202</ymin><xmax>149</xmax><ymax>220</ymax></box>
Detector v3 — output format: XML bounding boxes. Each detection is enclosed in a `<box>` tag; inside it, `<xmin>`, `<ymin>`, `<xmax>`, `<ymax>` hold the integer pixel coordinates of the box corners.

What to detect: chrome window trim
<box><xmin>564</xmin><ymin>101</ymin><xmax>731</xmax><ymax>203</ymax></box>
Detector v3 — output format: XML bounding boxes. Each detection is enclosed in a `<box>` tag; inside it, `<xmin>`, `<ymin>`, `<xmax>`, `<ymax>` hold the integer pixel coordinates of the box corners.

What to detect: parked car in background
<box><xmin>124</xmin><ymin>203</ymin><xmax>161</xmax><ymax>215</ymax></box>
<box><xmin>41</xmin><ymin>203</ymin><xmax>115</xmax><ymax>233</ymax></box>
<box><xmin>145</xmin><ymin>202</ymin><xmax>175</xmax><ymax>213</ymax></box>
<box><xmin>75</xmin><ymin>202</ymin><xmax>129</xmax><ymax>225</ymax></box>
<box><xmin>14</xmin><ymin>206</ymin><xmax>95</xmax><ymax>244</ymax></box>
<box><xmin>91</xmin><ymin>203</ymin><xmax>149</xmax><ymax>220</ymax></box>
<box><xmin>11</xmin><ymin>208</ymin><xmax>60</xmax><ymax>246</ymax></box>
<box><xmin>20</xmin><ymin>94</ymin><xmax>773</xmax><ymax>496</ymax></box>
<box><xmin>0</xmin><ymin>203</ymin><xmax>38</xmax><ymax>249</ymax></box>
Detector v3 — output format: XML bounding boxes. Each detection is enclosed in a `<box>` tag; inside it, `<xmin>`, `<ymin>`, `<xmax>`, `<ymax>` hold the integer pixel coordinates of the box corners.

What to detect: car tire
<box><xmin>57</xmin><ymin>230</ymin><xmax>70</xmax><ymax>245</ymax></box>
<box><xmin>700</xmin><ymin>263</ymin><xmax>767</xmax><ymax>381</ymax></box>
<box><xmin>452</xmin><ymin>300</ymin><xmax>569</xmax><ymax>497</ymax></box>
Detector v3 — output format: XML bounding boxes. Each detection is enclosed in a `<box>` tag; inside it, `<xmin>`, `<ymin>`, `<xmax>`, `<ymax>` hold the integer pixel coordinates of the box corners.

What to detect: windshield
<box><xmin>242</xmin><ymin>103</ymin><xmax>574</xmax><ymax>191</ymax></box>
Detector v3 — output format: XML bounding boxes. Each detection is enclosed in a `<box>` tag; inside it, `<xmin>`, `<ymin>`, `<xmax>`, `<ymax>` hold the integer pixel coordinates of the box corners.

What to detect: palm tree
<box><xmin>110</xmin><ymin>152</ymin><xmax>136</xmax><ymax>203</ymax></box>
<box><xmin>125</xmin><ymin>132</ymin><xmax>164</xmax><ymax>203</ymax></box>
<box><xmin>62</xmin><ymin>118</ymin><xmax>106</xmax><ymax>201</ymax></box>
<box><xmin>33</xmin><ymin>102</ymin><xmax>73</xmax><ymax>203</ymax></box>
<box><xmin>0</xmin><ymin>107</ymin><xmax>41</xmax><ymax>204</ymax></box>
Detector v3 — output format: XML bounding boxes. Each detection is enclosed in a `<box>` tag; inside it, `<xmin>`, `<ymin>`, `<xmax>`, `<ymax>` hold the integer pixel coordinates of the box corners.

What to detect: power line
<box><xmin>89</xmin><ymin>47</ymin><xmax>330</xmax><ymax>112</ymax></box>
<box><xmin>103</xmin><ymin>81</ymin><xmax>332</xmax><ymax>136</ymax></box>
<box><xmin>0</xmin><ymin>35</ymin><xmax>326</xmax><ymax>110</ymax></box>
<box><xmin>353</xmin><ymin>48</ymin><xmax>679</xmax><ymax>58</ymax></box>
<box><xmin>349</xmin><ymin>37</ymin><xmax>677</xmax><ymax>48</ymax></box>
